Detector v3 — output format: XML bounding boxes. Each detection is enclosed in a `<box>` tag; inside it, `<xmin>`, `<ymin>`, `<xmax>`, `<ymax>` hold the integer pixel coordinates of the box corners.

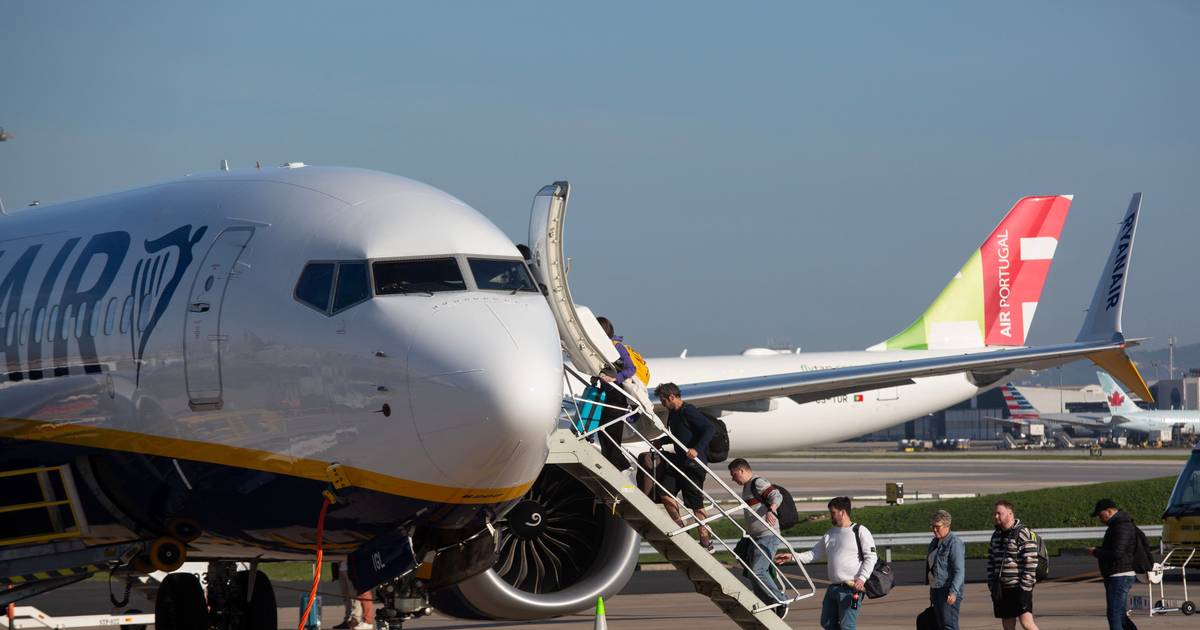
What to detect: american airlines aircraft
<box><xmin>0</xmin><ymin>167</ymin><xmax>1151</xmax><ymax>627</ymax></box>
<box><xmin>1098</xmin><ymin>371</ymin><xmax>1200</xmax><ymax>434</ymax></box>
<box><xmin>989</xmin><ymin>382</ymin><xmax>1109</xmax><ymax>435</ymax></box>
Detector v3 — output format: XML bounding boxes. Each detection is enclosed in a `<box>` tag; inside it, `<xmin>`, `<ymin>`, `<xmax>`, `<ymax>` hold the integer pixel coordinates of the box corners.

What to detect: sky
<box><xmin>2</xmin><ymin>2</ymin><xmax>1197</xmax><ymax>358</ymax></box>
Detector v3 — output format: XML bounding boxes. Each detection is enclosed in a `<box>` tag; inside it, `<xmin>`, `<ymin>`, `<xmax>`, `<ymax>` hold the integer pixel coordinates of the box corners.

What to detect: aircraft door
<box><xmin>183</xmin><ymin>227</ymin><xmax>255</xmax><ymax>411</ymax></box>
<box><xmin>527</xmin><ymin>181</ymin><xmax>616</xmax><ymax>375</ymax></box>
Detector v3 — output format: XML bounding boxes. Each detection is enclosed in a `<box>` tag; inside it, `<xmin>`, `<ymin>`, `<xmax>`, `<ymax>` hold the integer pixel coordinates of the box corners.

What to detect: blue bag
<box><xmin>575</xmin><ymin>385</ymin><xmax>606</xmax><ymax>434</ymax></box>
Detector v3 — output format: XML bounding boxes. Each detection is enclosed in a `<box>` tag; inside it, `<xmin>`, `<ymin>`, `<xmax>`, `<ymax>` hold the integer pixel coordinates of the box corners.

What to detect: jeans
<box><xmin>930</xmin><ymin>586</ymin><xmax>961</xmax><ymax>630</ymax></box>
<box><xmin>820</xmin><ymin>584</ymin><xmax>862</xmax><ymax>630</ymax></box>
<box><xmin>1103</xmin><ymin>575</ymin><xmax>1138</xmax><ymax>630</ymax></box>
<box><xmin>739</xmin><ymin>535</ymin><xmax>784</xmax><ymax>606</ymax></box>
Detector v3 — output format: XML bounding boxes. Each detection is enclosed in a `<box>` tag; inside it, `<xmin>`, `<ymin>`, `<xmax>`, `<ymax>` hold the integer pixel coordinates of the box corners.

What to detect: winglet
<box><xmin>1075</xmin><ymin>193</ymin><xmax>1153</xmax><ymax>403</ymax></box>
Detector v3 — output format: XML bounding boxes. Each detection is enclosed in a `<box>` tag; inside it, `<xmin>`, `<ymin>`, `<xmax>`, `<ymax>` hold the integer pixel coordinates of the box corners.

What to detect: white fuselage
<box><xmin>648</xmin><ymin>349</ymin><xmax>988</xmax><ymax>453</ymax></box>
<box><xmin>1114</xmin><ymin>410</ymin><xmax>1200</xmax><ymax>435</ymax></box>
<box><xmin>0</xmin><ymin>166</ymin><xmax>565</xmax><ymax>556</ymax></box>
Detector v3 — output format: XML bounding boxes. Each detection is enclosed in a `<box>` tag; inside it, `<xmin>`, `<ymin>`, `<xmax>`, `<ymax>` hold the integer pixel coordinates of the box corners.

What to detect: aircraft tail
<box><xmin>1097</xmin><ymin>371</ymin><xmax>1143</xmax><ymax>414</ymax></box>
<box><xmin>869</xmin><ymin>195</ymin><xmax>1071</xmax><ymax>351</ymax></box>
<box><xmin>1074</xmin><ymin>193</ymin><xmax>1154</xmax><ymax>403</ymax></box>
<box><xmin>1000</xmin><ymin>383</ymin><xmax>1041</xmax><ymax>420</ymax></box>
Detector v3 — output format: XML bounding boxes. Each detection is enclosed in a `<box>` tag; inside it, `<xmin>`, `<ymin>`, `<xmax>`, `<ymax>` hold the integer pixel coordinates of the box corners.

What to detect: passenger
<box><xmin>1088</xmin><ymin>498</ymin><xmax>1140</xmax><ymax>630</ymax></box>
<box><xmin>652</xmin><ymin>382</ymin><xmax>716</xmax><ymax>552</ymax></box>
<box><xmin>596</xmin><ymin>316</ymin><xmax>664</xmax><ymax>439</ymax></box>
<box><xmin>728</xmin><ymin>458</ymin><xmax>788</xmax><ymax>618</ymax></box>
<box><xmin>795</xmin><ymin>496</ymin><xmax>877</xmax><ymax>630</ymax></box>
<box><xmin>987</xmin><ymin>500</ymin><xmax>1040</xmax><ymax>630</ymax></box>
<box><xmin>927</xmin><ymin>509</ymin><xmax>965</xmax><ymax>630</ymax></box>
<box><xmin>332</xmin><ymin>562</ymin><xmax>373</xmax><ymax>630</ymax></box>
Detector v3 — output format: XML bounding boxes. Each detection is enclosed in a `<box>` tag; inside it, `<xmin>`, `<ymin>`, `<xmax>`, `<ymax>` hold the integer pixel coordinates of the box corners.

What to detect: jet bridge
<box><xmin>525</xmin><ymin>181</ymin><xmax>815</xmax><ymax>628</ymax></box>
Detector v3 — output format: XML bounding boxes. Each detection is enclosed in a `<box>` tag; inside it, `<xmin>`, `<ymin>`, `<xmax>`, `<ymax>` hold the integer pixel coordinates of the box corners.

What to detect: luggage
<box><xmin>575</xmin><ymin>385</ymin><xmax>607</xmax><ymax>434</ymax></box>
<box><xmin>747</xmin><ymin>477</ymin><xmax>801</xmax><ymax>530</ymax></box>
<box><xmin>703</xmin><ymin>412</ymin><xmax>730</xmax><ymax>463</ymax></box>
<box><xmin>853</xmin><ymin>524</ymin><xmax>895</xmax><ymax>599</ymax></box>
<box><xmin>916</xmin><ymin>606</ymin><xmax>938</xmax><ymax>630</ymax></box>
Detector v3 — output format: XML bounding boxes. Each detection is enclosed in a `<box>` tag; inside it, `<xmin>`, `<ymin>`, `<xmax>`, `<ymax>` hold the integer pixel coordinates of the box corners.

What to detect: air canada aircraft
<box><xmin>0</xmin><ymin>167</ymin><xmax>1152</xmax><ymax>628</ymax></box>
<box><xmin>1098</xmin><ymin>371</ymin><xmax>1200</xmax><ymax>434</ymax></box>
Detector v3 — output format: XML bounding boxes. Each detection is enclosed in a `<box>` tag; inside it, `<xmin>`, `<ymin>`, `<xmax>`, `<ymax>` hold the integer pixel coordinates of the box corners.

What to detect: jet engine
<box><xmin>430</xmin><ymin>464</ymin><xmax>640</xmax><ymax>619</ymax></box>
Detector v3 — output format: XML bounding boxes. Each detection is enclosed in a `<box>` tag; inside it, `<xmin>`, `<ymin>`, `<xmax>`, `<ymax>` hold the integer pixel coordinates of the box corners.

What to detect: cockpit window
<box><xmin>295</xmin><ymin>263</ymin><xmax>335</xmax><ymax>313</ymax></box>
<box><xmin>468</xmin><ymin>258</ymin><xmax>538</xmax><ymax>293</ymax></box>
<box><xmin>373</xmin><ymin>258</ymin><xmax>466</xmax><ymax>295</ymax></box>
<box><xmin>332</xmin><ymin>262</ymin><xmax>370</xmax><ymax>314</ymax></box>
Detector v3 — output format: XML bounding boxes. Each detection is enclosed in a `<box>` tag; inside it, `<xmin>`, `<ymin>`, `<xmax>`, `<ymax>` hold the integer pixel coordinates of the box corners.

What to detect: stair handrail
<box><xmin>561</xmin><ymin>365</ymin><xmax>817</xmax><ymax>611</ymax></box>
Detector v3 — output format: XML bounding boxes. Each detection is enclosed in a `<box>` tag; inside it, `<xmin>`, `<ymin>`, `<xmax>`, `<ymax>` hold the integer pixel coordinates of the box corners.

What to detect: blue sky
<box><xmin>2</xmin><ymin>2</ymin><xmax>1197</xmax><ymax>357</ymax></box>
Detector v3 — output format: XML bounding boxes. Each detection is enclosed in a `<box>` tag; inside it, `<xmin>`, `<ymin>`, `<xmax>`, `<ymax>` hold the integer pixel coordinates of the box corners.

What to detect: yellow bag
<box><xmin>621</xmin><ymin>342</ymin><xmax>651</xmax><ymax>386</ymax></box>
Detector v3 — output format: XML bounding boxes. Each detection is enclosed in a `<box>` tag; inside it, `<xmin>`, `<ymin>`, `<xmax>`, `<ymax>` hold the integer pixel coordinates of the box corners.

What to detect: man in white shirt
<box><xmin>796</xmin><ymin>496</ymin><xmax>877</xmax><ymax>630</ymax></box>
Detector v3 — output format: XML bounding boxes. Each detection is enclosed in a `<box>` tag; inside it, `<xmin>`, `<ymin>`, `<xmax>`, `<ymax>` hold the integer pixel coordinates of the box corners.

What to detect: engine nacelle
<box><xmin>430</xmin><ymin>465</ymin><xmax>640</xmax><ymax>619</ymax></box>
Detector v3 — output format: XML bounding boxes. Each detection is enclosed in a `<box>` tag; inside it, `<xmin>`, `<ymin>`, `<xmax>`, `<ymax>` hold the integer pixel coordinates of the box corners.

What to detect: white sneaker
<box><xmin>352</xmin><ymin>623</ymin><xmax>374</xmax><ymax>630</ymax></box>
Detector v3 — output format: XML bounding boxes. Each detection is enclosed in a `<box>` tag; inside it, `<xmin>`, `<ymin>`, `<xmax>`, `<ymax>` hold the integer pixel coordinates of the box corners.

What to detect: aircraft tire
<box><xmin>235</xmin><ymin>570</ymin><xmax>278</xmax><ymax>630</ymax></box>
<box><xmin>149</xmin><ymin>537</ymin><xmax>187</xmax><ymax>572</ymax></box>
<box><xmin>155</xmin><ymin>573</ymin><xmax>208</xmax><ymax>630</ymax></box>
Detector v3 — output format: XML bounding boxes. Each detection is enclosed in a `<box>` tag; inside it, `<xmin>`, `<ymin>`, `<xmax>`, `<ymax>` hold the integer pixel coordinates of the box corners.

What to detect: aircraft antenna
<box><xmin>256</xmin><ymin>160</ymin><xmax>261</xmax><ymax>169</ymax></box>
<box><xmin>0</xmin><ymin>196</ymin><xmax>7</xmax><ymax>216</ymax></box>
<box><xmin>220</xmin><ymin>159</ymin><xmax>230</xmax><ymax>171</ymax></box>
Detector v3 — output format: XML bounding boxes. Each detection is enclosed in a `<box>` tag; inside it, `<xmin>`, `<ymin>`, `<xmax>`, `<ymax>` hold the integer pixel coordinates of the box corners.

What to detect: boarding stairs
<box><xmin>553</xmin><ymin>366</ymin><xmax>815</xmax><ymax>630</ymax></box>
<box><xmin>1054</xmin><ymin>432</ymin><xmax>1075</xmax><ymax>449</ymax></box>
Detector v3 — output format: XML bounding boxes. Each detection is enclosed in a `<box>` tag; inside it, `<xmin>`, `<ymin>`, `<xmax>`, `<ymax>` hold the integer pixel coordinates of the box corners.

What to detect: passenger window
<box><xmin>296</xmin><ymin>263</ymin><xmax>336</xmax><ymax>313</ymax></box>
<box><xmin>373</xmin><ymin>258</ymin><xmax>465</xmax><ymax>295</ymax></box>
<box><xmin>33</xmin><ymin>307</ymin><xmax>44</xmax><ymax>343</ymax></box>
<box><xmin>468</xmin><ymin>258</ymin><xmax>538</xmax><ymax>293</ymax></box>
<box><xmin>332</xmin><ymin>262</ymin><xmax>370</xmax><ymax>314</ymax></box>
<box><xmin>104</xmin><ymin>298</ymin><xmax>117</xmax><ymax>335</ymax></box>
<box><xmin>47</xmin><ymin>305</ymin><xmax>60</xmax><ymax>342</ymax></box>
<box><xmin>19</xmin><ymin>309</ymin><xmax>30</xmax><ymax>346</ymax></box>
<box><xmin>120</xmin><ymin>296</ymin><xmax>133</xmax><ymax>334</ymax></box>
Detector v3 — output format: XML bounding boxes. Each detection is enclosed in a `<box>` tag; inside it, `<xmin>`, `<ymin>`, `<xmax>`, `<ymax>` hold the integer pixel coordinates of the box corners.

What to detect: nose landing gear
<box><xmin>374</xmin><ymin>573</ymin><xmax>434</xmax><ymax>630</ymax></box>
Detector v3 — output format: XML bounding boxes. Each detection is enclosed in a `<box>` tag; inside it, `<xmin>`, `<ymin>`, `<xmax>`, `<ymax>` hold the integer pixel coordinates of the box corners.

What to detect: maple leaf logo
<box><xmin>1108</xmin><ymin>391</ymin><xmax>1125</xmax><ymax>407</ymax></box>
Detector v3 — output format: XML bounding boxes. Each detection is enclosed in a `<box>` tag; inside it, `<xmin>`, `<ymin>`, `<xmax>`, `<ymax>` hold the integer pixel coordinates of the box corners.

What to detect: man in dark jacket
<box><xmin>1089</xmin><ymin>498</ymin><xmax>1139</xmax><ymax>630</ymax></box>
<box><xmin>653</xmin><ymin>382</ymin><xmax>716</xmax><ymax>551</ymax></box>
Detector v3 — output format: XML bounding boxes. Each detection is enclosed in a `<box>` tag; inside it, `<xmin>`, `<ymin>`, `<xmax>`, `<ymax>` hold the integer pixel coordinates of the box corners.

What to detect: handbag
<box><xmin>853</xmin><ymin>524</ymin><xmax>895</xmax><ymax>599</ymax></box>
<box><xmin>916</xmin><ymin>606</ymin><xmax>938</xmax><ymax>630</ymax></box>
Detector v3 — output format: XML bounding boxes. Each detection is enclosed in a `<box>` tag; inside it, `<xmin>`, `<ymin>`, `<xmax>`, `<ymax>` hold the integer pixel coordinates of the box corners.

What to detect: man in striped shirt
<box><xmin>987</xmin><ymin>500</ymin><xmax>1040</xmax><ymax>630</ymax></box>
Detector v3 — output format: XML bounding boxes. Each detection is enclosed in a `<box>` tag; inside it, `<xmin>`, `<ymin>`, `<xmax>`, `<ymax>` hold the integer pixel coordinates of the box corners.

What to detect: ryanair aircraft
<box><xmin>0</xmin><ymin>166</ymin><xmax>1151</xmax><ymax>627</ymax></box>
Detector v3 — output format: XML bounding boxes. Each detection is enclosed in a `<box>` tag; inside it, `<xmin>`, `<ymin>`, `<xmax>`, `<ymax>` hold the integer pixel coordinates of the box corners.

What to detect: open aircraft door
<box><xmin>183</xmin><ymin>226</ymin><xmax>255</xmax><ymax>410</ymax></box>
<box><xmin>526</xmin><ymin>182</ymin><xmax>618</xmax><ymax>375</ymax></box>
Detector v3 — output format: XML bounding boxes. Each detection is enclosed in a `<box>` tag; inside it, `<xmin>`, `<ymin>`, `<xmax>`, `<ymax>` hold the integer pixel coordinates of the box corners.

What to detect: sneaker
<box><xmin>353</xmin><ymin>623</ymin><xmax>374</xmax><ymax>630</ymax></box>
<box><xmin>700</xmin><ymin>539</ymin><xmax>716</xmax><ymax>554</ymax></box>
<box><xmin>332</xmin><ymin>621</ymin><xmax>357</xmax><ymax>630</ymax></box>
<box><xmin>775</xmin><ymin>605</ymin><xmax>789</xmax><ymax>620</ymax></box>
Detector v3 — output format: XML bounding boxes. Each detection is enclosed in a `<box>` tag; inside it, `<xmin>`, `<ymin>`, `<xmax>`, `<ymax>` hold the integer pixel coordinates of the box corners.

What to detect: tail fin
<box><xmin>1075</xmin><ymin>194</ymin><xmax>1153</xmax><ymax>403</ymax></box>
<box><xmin>1097</xmin><ymin>371</ymin><xmax>1142</xmax><ymax>414</ymax></box>
<box><xmin>1000</xmin><ymin>383</ymin><xmax>1041</xmax><ymax>420</ymax></box>
<box><xmin>869</xmin><ymin>195</ymin><xmax>1072</xmax><ymax>351</ymax></box>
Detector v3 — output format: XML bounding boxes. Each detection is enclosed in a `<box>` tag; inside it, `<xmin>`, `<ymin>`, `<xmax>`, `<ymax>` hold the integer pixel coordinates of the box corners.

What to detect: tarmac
<box><xmin>14</xmin><ymin>451</ymin><xmax>1189</xmax><ymax>629</ymax></box>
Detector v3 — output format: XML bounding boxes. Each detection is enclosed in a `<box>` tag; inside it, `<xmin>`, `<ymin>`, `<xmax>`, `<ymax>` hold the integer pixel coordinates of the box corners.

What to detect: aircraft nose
<box><xmin>407</xmin><ymin>300</ymin><xmax>562</xmax><ymax>488</ymax></box>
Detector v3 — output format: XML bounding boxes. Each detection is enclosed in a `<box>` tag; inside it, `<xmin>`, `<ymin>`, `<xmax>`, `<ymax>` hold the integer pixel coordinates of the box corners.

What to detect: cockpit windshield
<box><xmin>1168</xmin><ymin>450</ymin><xmax>1200</xmax><ymax>515</ymax></box>
<box><xmin>374</xmin><ymin>258</ymin><xmax>466</xmax><ymax>295</ymax></box>
<box><xmin>468</xmin><ymin>258</ymin><xmax>538</xmax><ymax>293</ymax></box>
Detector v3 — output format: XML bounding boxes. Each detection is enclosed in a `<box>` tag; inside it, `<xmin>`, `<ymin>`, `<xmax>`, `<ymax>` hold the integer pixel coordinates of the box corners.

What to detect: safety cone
<box><xmin>594</xmin><ymin>596</ymin><xmax>607</xmax><ymax>630</ymax></box>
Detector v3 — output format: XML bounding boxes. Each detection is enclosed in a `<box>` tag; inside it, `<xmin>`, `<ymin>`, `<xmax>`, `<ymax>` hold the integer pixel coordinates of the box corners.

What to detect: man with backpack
<box><xmin>728</xmin><ymin>458</ymin><xmax>794</xmax><ymax>618</ymax></box>
<box><xmin>1088</xmin><ymin>498</ymin><xmax>1146</xmax><ymax>630</ymax></box>
<box><xmin>796</xmin><ymin>497</ymin><xmax>878</xmax><ymax>630</ymax></box>
<box><xmin>653</xmin><ymin>382</ymin><xmax>716</xmax><ymax>551</ymax></box>
<box><xmin>596</xmin><ymin>316</ymin><xmax>664</xmax><ymax>439</ymax></box>
<box><xmin>987</xmin><ymin>500</ymin><xmax>1040</xmax><ymax>630</ymax></box>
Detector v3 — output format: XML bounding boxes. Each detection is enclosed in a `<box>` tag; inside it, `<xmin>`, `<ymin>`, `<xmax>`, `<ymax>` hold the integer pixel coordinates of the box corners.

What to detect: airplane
<box><xmin>0</xmin><ymin>167</ymin><xmax>1153</xmax><ymax>628</ymax></box>
<box><xmin>987</xmin><ymin>382</ymin><xmax>1110</xmax><ymax>436</ymax></box>
<box><xmin>642</xmin><ymin>192</ymin><xmax>1078</xmax><ymax>453</ymax></box>
<box><xmin>1098</xmin><ymin>371</ymin><xmax>1200</xmax><ymax>435</ymax></box>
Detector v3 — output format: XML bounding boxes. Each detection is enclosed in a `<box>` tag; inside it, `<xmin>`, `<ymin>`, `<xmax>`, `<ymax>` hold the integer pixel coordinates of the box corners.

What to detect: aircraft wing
<box><xmin>983</xmin><ymin>412</ymin><xmax>1110</xmax><ymax>430</ymax></box>
<box><xmin>678</xmin><ymin>340</ymin><xmax>1135</xmax><ymax>410</ymax></box>
<box><xmin>674</xmin><ymin>193</ymin><xmax>1152</xmax><ymax>411</ymax></box>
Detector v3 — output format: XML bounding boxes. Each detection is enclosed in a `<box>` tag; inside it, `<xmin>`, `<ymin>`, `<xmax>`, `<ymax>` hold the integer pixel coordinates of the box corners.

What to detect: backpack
<box><xmin>1132</xmin><ymin>524</ymin><xmax>1155</xmax><ymax>573</ymax></box>
<box><xmin>618</xmin><ymin>341</ymin><xmax>651</xmax><ymax>385</ymax></box>
<box><xmin>747</xmin><ymin>477</ymin><xmax>800</xmax><ymax>530</ymax></box>
<box><xmin>1012</xmin><ymin>526</ymin><xmax>1050</xmax><ymax>582</ymax></box>
<box><xmin>702</xmin><ymin>411</ymin><xmax>730</xmax><ymax>463</ymax></box>
<box><xmin>853</xmin><ymin>524</ymin><xmax>895</xmax><ymax>599</ymax></box>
